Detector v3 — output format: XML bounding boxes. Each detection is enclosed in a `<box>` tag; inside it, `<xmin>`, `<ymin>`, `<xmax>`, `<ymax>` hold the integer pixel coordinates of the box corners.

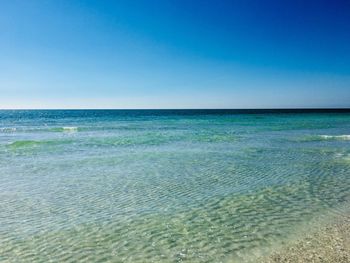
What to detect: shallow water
<box><xmin>1</xmin><ymin>110</ymin><xmax>350</xmax><ymax>262</ymax></box>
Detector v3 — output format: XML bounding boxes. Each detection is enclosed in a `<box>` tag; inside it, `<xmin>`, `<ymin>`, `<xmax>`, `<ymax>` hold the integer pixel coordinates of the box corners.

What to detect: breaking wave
<box><xmin>298</xmin><ymin>135</ymin><xmax>350</xmax><ymax>142</ymax></box>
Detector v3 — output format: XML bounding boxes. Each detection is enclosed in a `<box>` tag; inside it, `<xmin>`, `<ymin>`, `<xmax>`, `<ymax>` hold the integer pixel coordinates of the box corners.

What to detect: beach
<box><xmin>261</xmin><ymin>214</ymin><xmax>350</xmax><ymax>263</ymax></box>
<box><xmin>1</xmin><ymin>110</ymin><xmax>350</xmax><ymax>262</ymax></box>
<box><xmin>2</xmin><ymin>0</ymin><xmax>350</xmax><ymax>261</ymax></box>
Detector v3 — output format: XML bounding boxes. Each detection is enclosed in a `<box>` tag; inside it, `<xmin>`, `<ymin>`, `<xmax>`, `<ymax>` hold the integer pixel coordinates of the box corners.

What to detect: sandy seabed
<box><xmin>259</xmin><ymin>215</ymin><xmax>350</xmax><ymax>263</ymax></box>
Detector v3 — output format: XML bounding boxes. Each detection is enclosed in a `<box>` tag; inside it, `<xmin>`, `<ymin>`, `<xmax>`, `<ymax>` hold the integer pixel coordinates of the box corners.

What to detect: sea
<box><xmin>1</xmin><ymin>109</ymin><xmax>350</xmax><ymax>262</ymax></box>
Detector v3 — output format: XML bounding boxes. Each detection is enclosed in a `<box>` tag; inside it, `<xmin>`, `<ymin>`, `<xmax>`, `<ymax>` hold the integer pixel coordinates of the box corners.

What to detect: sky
<box><xmin>0</xmin><ymin>0</ymin><xmax>349</xmax><ymax>109</ymax></box>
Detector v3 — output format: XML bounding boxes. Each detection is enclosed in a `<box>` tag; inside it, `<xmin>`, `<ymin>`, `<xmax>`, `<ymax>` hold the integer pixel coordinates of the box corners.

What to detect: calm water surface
<box><xmin>1</xmin><ymin>110</ymin><xmax>350</xmax><ymax>262</ymax></box>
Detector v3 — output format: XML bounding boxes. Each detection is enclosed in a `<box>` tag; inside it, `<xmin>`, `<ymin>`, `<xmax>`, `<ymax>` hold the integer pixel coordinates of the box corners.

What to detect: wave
<box><xmin>7</xmin><ymin>139</ymin><xmax>74</xmax><ymax>149</ymax></box>
<box><xmin>190</xmin><ymin>133</ymin><xmax>236</xmax><ymax>143</ymax></box>
<box><xmin>50</xmin><ymin>127</ymin><xmax>79</xmax><ymax>132</ymax></box>
<box><xmin>0</xmin><ymin>126</ymin><xmax>79</xmax><ymax>133</ymax></box>
<box><xmin>7</xmin><ymin>140</ymin><xmax>43</xmax><ymax>148</ymax></box>
<box><xmin>298</xmin><ymin>135</ymin><xmax>350</xmax><ymax>142</ymax></box>
<box><xmin>319</xmin><ymin>135</ymin><xmax>350</xmax><ymax>140</ymax></box>
<box><xmin>0</xmin><ymin>127</ymin><xmax>17</xmax><ymax>133</ymax></box>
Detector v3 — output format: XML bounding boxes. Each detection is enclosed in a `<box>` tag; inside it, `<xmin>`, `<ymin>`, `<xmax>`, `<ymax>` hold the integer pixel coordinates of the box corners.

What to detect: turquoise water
<box><xmin>1</xmin><ymin>110</ymin><xmax>350</xmax><ymax>262</ymax></box>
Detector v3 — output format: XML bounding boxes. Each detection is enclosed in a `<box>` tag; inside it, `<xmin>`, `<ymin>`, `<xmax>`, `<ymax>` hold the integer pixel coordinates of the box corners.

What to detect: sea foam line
<box><xmin>0</xmin><ymin>127</ymin><xmax>17</xmax><ymax>132</ymax></box>
<box><xmin>62</xmin><ymin>127</ymin><xmax>78</xmax><ymax>132</ymax></box>
<box><xmin>320</xmin><ymin>135</ymin><xmax>350</xmax><ymax>140</ymax></box>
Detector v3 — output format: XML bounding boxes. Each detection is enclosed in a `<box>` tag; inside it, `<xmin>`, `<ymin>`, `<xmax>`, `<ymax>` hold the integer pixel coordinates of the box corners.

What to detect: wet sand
<box><xmin>260</xmin><ymin>215</ymin><xmax>350</xmax><ymax>263</ymax></box>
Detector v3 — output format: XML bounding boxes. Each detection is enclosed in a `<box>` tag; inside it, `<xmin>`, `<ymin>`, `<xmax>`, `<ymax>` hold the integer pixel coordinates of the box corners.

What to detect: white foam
<box><xmin>320</xmin><ymin>135</ymin><xmax>350</xmax><ymax>140</ymax></box>
<box><xmin>62</xmin><ymin>127</ymin><xmax>78</xmax><ymax>132</ymax></box>
<box><xmin>0</xmin><ymin>127</ymin><xmax>17</xmax><ymax>133</ymax></box>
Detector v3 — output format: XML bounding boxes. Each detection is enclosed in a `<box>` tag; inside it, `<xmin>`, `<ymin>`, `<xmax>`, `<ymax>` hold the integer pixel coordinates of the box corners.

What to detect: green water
<box><xmin>1</xmin><ymin>110</ymin><xmax>350</xmax><ymax>262</ymax></box>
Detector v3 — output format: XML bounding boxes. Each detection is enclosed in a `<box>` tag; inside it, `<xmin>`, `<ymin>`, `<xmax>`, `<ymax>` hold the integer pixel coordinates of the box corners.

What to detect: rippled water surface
<box><xmin>1</xmin><ymin>110</ymin><xmax>350</xmax><ymax>262</ymax></box>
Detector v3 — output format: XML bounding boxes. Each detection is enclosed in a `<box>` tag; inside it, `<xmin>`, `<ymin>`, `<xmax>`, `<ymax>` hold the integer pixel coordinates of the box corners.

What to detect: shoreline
<box><xmin>259</xmin><ymin>213</ymin><xmax>350</xmax><ymax>262</ymax></box>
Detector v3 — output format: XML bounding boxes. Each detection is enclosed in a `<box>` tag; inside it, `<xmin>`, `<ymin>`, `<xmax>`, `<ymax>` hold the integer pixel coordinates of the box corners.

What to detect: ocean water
<box><xmin>1</xmin><ymin>109</ymin><xmax>350</xmax><ymax>262</ymax></box>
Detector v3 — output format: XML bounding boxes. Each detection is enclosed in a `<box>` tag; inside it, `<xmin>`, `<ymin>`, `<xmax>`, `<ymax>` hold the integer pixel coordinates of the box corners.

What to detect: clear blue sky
<box><xmin>1</xmin><ymin>0</ymin><xmax>349</xmax><ymax>108</ymax></box>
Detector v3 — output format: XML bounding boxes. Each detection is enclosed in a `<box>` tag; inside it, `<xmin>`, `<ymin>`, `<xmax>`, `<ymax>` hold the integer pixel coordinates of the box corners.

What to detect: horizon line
<box><xmin>1</xmin><ymin>108</ymin><xmax>350</xmax><ymax>111</ymax></box>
